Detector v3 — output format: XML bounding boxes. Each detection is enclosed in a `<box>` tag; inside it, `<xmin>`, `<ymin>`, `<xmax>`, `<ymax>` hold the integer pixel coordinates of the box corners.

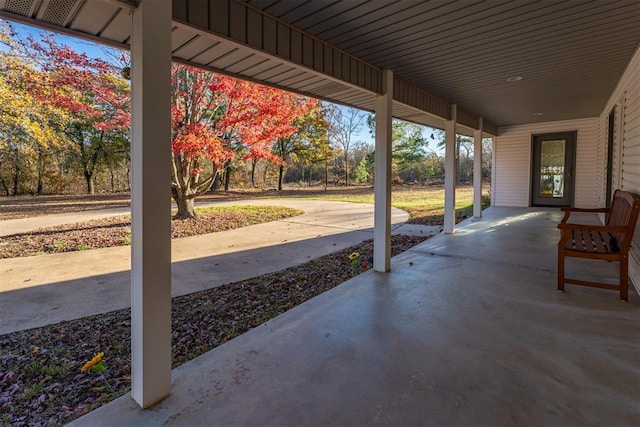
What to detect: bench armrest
<box><xmin>560</xmin><ymin>207</ymin><xmax>609</xmax><ymax>224</ymax></box>
<box><xmin>560</xmin><ymin>207</ymin><xmax>609</xmax><ymax>213</ymax></box>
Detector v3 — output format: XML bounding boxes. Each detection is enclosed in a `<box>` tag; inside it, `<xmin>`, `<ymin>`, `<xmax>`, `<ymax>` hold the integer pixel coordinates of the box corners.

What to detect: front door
<box><xmin>531</xmin><ymin>131</ymin><xmax>576</xmax><ymax>207</ymax></box>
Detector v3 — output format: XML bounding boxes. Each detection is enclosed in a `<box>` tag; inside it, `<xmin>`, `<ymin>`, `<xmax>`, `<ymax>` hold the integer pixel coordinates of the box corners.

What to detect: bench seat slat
<box><xmin>566</xmin><ymin>230</ymin><xmax>615</xmax><ymax>253</ymax></box>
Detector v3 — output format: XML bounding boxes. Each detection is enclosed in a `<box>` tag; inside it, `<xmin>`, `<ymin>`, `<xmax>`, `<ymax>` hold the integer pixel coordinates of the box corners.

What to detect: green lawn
<box><xmin>294</xmin><ymin>184</ymin><xmax>490</xmax><ymax>225</ymax></box>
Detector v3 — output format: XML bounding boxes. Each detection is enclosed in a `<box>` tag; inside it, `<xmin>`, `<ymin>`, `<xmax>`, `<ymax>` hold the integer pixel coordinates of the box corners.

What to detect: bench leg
<box><xmin>558</xmin><ymin>249</ymin><xmax>565</xmax><ymax>292</ymax></box>
<box><xmin>620</xmin><ymin>255</ymin><xmax>629</xmax><ymax>301</ymax></box>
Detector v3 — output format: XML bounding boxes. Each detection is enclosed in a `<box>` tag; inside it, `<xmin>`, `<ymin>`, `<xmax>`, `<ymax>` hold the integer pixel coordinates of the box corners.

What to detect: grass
<box><xmin>0</xmin><ymin>185</ymin><xmax>491</xmax><ymax>260</ymax></box>
<box><xmin>0</xmin><ymin>183</ymin><xmax>491</xmax><ymax>225</ymax></box>
<box><xmin>287</xmin><ymin>184</ymin><xmax>491</xmax><ymax>225</ymax></box>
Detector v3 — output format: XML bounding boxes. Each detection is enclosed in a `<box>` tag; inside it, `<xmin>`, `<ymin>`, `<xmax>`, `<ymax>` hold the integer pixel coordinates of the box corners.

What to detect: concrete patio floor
<box><xmin>71</xmin><ymin>207</ymin><xmax>640</xmax><ymax>426</ymax></box>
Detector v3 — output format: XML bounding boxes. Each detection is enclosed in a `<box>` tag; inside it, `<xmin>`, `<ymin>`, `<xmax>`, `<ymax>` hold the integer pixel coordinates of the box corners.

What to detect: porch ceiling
<box><xmin>0</xmin><ymin>0</ymin><xmax>638</xmax><ymax>131</ymax></box>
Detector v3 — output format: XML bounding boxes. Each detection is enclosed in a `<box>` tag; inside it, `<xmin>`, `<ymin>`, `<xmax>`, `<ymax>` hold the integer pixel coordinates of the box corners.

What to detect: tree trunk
<box><xmin>251</xmin><ymin>159</ymin><xmax>258</xmax><ymax>187</ymax></box>
<box><xmin>37</xmin><ymin>150</ymin><xmax>45</xmax><ymax>195</ymax></box>
<box><xmin>263</xmin><ymin>163</ymin><xmax>269</xmax><ymax>187</ymax></box>
<box><xmin>324</xmin><ymin>162</ymin><xmax>328</xmax><ymax>189</ymax></box>
<box><xmin>278</xmin><ymin>164</ymin><xmax>284</xmax><ymax>191</ymax></box>
<box><xmin>172</xmin><ymin>187</ymin><xmax>197</xmax><ymax>219</ymax></box>
<box><xmin>12</xmin><ymin>160</ymin><xmax>19</xmax><ymax>195</ymax></box>
<box><xmin>84</xmin><ymin>170</ymin><xmax>95</xmax><ymax>195</ymax></box>
<box><xmin>0</xmin><ymin>174</ymin><xmax>9</xmax><ymax>195</ymax></box>
<box><xmin>224</xmin><ymin>163</ymin><xmax>232</xmax><ymax>191</ymax></box>
<box><xmin>344</xmin><ymin>153</ymin><xmax>349</xmax><ymax>186</ymax></box>
<box><xmin>126</xmin><ymin>155</ymin><xmax>131</xmax><ymax>192</ymax></box>
<box><xmin>109</xmin><ymin>161</ymin><xmax>115</xmax><ymax>192</ymax></box>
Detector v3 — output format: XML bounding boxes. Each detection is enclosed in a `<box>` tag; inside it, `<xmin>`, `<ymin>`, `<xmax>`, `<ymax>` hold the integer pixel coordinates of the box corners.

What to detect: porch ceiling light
<box><xmin>533</xmin><ymin>112</ymin><xmax>544</xmax><ymax>116</ymax></box>
<box><xmin>506</xmin><ymin>76</ymin><xmax>523</xmax><ymax>82</ymax></box>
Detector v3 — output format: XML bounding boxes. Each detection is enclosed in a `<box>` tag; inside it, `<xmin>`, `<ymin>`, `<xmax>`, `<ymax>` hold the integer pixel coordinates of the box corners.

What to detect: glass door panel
<box><xmin>531</xmin><ymin>132</ymin><xmax>576</xmax><ymax>207</ymax></box>
<box><xmin>539</xmin><ymin>139</ymin><xmax>565</xmax><ymax>198</ymax></box>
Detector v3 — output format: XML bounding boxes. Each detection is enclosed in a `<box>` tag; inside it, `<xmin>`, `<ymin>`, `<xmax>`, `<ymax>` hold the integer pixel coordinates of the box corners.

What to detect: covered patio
<box><xmin>70</xmin><ymin>207</ymin><xmax>640</xmax><ymax>426</ymax></box>
<box><xmin>1</xmin><ymin>0</ymin><xmax>639</xmax><ymax>421</ymax></box>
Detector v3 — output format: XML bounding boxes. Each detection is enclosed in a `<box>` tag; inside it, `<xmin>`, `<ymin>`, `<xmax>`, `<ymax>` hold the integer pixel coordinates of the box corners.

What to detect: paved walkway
<box><xmin>0</xmin><ymin>199</ymin><xmax>439</xmax><ymax>334</ymax></box>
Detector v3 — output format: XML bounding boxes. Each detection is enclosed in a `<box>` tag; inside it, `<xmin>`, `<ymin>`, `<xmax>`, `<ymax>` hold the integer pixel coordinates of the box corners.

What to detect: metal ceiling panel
<box><xmin>256</xmin><ymin>0</ymin><xmax>640</xmax><ymax>124</ymax></box>
<box><xmin>69</xmin><ymin>1</ymin><xmax>119</xmax><ymax>35</ymax></box>
<box><xmin>270</xmin><ymin>69</ymin><xmax>309</xmax><ymax>86</ymax></box>
<box><xmin>171</xmin><ymin>26</ymin><xmax>197</xmax><ymax>51</ymax></box>
<box><xmin>312</xmin><ymin>81</ymin><xmax>352</xmax><ymax>98</ymax></box>
<box><xmin>172</xmin><ymin>34</ymin><xmax>218</xmax><ymax>61</ymax></box>
<box><xmin>248</xmin><ymin>62</ymin><xmax>291</xmax><ymax>81</ymax></box>
<box><xmin>333</xmin><ymin>0</ymin><xmax>510</xmax><ymax>50</ymax></box>
<box><xmin>186</xmin><ymin>42</ymin><xmax>226</xmax><ymax>65</ymax></box>
<box><xmin>288</xmin><ymin>74</ymin><xmax>326</xmax><ymax>91</ymax></box>
<box><xmin>296</xmin><ymin>1</ymin><xmax>384</xmax><ymax>33</ymax></box>
<box><xmin>241</xmin><ymin>60</ymin><xmax>283</xmax><ymax>79</ymax></box>
<box><xmin>222</xmin><ymin>54</ymin><xmax>268</xmax><ymax>75</ymax></box>
<box><xmin>247</xmin><ymin>0</ymin><xmax>639</xmax><ymax>126</ymax></box>
<box><xmin>0</xmin><ymin>0</ymin><xmax>39</xmax><ymax>17</ymax></box>
<box><xmin>206</xmin><ymin>48</ymin><xmax>250</xmax><ymax>70</ymax></box>
<box><xmin>268</xmin><ymin>69</ymin><xmax>307</xmax><ymax>86</ymax></box>
<box><xmin>36</xmin><ymin>0</ymin><xmax>82</xmax><ymax>26</ymax></box>
<box><xmin>97</xmin><ymin>7</ymin><xmax>129</xmax><ymax>43</ymax></box>
<box><xmin>1</xmin><ymin>0</ymin><xmax>638</xmax><ymax>130</ymax></box>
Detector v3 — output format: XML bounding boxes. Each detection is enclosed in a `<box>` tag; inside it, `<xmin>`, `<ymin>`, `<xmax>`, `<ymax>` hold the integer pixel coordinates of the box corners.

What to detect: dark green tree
<box><xmin>366</xmin><ymin>117</ymin><xmax>430</xmax><ymax>182</ymax></box>
<box><xmin>272</xmin><ymin>104</ymin><xmax>330</xmax><ymax>190</ymax></box>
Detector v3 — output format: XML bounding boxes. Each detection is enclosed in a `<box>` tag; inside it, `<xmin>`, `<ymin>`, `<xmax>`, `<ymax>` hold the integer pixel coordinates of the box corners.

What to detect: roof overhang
<box><xmin>2</xmin><ymin>0</ymin><xmax>639</xmax><ymax>136</ymax></box>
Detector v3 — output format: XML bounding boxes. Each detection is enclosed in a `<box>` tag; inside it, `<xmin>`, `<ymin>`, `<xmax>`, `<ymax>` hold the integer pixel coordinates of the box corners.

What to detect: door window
<box><xmin>531</xmin><ymin>132</ymin><xmax>576</xmax><ymax>207</ymax></box>
<box><xmin>538</xmin><ymin>139</ymin><xmax>565</xmax><ymax>198</ymax></box>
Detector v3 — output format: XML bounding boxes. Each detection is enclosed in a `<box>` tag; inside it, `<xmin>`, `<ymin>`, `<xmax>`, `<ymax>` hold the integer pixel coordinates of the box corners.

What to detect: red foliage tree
<box><xmin>171</xmin><ymin>64</ymin><xmax>316</xmax><ymax>218</ymax></box>
<box><xmin>9</xmin><ymin>30</ymin><xmax>315</xmax><ymax>207</ymax></box>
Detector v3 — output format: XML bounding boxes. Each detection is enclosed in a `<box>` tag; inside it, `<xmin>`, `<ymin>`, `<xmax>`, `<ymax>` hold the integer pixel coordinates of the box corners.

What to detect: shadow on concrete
<box><xmin>1</xmin><ymin>228</ymin><xmax>381</xmax><ymax>334</ymax></box>
<box><xmin>68</xmin><ymin>207</ymin><xmax>640</xmax><ymax>426</ymax></box>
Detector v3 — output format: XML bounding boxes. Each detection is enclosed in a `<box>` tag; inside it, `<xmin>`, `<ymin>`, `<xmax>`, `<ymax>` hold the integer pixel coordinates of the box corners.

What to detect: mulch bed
<box><xmin>0</xmin><ymin>235</ymin><xmax>429</xmax><ymax>426</ymax></box>
<box><xmin>0</xmin><ymin>206</ymin><xmax>303</xmax><ymax>259</ymax></box>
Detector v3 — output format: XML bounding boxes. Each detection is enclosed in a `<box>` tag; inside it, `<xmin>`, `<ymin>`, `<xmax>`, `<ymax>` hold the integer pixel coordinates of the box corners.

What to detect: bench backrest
<box><xmin>606</xmin><ymin>190</ymin><xmax>640</xmax><ymax>251</ymax></box>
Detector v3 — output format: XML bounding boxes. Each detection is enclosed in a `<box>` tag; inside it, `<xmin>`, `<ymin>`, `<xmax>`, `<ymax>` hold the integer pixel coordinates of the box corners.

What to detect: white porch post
<box><xmin>473</xmin><ymin>118</ymin><xmax>483</xmax><ymax>218</ymax></box>
<box><xmin>444</xmin><ymin>104</ymin><xmax>457</xmax><ymax>234</ymax></box>
<box><xmin>130</xmin><ymin>0</ymin><xmax>172</xmax><ymax>408</ymax></box>
<box><xmin>374</xmin><ymin>69</ymin><xmax>393</xmax><ymax>272</ymax></box>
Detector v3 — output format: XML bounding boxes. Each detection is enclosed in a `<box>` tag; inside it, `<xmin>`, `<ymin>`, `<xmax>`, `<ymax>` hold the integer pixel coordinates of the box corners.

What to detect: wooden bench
<box><xmin>557</xmin><ymin>189</ymin><xmax>640</xmax><ymax>300</ymax></box>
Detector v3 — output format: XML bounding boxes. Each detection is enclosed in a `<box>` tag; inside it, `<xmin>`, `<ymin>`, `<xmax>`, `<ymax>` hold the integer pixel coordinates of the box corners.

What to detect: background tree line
<box><xmin>0</xmin><ymin>21</ymin><xmax>492</xmax><ymax>208</ymax></box>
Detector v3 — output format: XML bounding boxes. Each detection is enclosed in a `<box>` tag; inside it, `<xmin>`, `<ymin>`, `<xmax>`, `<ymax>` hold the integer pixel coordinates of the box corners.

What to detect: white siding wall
<box><xmin>623</xmin><ymin>75</ymin><xmax>640</xmax><ymax>190</ymax></box>
<box><xmin>613</xmin><ymin>49</ymin><xmax>640</xmax><ymax>291</ymax></box>
<box><xmin>492</xmin><ymin>47</ymin><xmax>640</xmax><ymax>289</ymax></box>
<box><xmin>595</xmin><ymin>114</ymin><xmax>607</xmax><ymax>207</ymax></box>
<box><xmin>495</xmin><ymin>118</ymin><xmax>599</xmax><ymax>207</ymax></box>
<box><xmin>493</xmin><ymin>127</ymin><xmax>531</xmax><ymax>206</ymax></box>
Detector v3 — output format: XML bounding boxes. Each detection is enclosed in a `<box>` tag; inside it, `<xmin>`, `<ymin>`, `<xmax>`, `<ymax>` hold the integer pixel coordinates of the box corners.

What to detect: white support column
<box><xmin>490</xmin><ymin>136</ymin><xmax>496</xmax><ymax>207</ymax></box>
<box><xmin>374</xmin><ymin>69</ymin><xmax>393</xmax><ymax>272</ymax></box>
<box><xmin>130</xmin><ymin>0</ymin><xmax>172</xmax><ymax>409</ymax></box>
<box><xmin>444</xmin><ymin>104</ymin><xmax>457</xmax><ymax>234</ymax></box>
<box><xmin>473</xmin><ymin>118</ymin><xmax>483</xmax><ymax>218</ymax></box>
